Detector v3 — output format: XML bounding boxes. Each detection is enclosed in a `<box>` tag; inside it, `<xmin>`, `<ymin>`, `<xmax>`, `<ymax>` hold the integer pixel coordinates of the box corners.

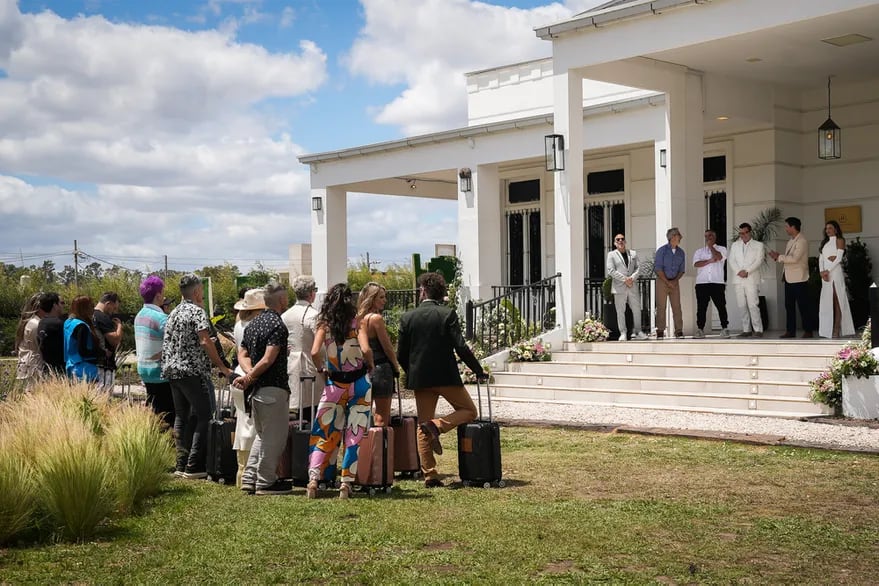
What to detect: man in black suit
<box><xmin>398</xmin><ymin>272</ymin><xmax>487</xmax><ymax>488</ymax></box>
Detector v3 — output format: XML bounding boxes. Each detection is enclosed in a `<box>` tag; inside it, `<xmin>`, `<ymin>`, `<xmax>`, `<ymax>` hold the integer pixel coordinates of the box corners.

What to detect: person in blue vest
<box><xmin>63</xmin><ymin>295</ymin><xmax>103</xmax><ymax>383</ymax></box>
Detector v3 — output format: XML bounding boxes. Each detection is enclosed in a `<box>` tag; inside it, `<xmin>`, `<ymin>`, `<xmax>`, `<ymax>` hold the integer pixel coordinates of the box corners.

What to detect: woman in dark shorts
<box><xmin>357</xmin><ymin>282</ymin><xmax>401</xmax><ymax>427</ymax></box>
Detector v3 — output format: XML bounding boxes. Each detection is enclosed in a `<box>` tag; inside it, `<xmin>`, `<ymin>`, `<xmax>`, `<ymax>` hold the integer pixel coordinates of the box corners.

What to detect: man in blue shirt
<box><xmin>654</xmin><ymin>227</ymin><xmax>686</xmax><ymax>338</ymax></box>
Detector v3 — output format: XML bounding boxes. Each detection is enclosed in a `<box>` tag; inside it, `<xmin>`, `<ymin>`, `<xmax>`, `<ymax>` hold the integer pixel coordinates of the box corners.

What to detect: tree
<box><xmin>41</xmin><ymin>260</ymin><xmax>56</xmax><ymax>284</ymax></box>
<box><xmin>82</xmin><ymin>262</ymin><xmax>103</xmax><ymax>282</ymax></box>
<box><xmin>58</xmin><ymin>265</ymin><xmax>77</xmax><ymax>286</ymax></box>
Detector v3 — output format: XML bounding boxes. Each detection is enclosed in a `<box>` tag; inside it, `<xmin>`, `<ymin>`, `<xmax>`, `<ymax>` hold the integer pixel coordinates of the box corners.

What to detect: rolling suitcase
<box><xmin>457</xmin><ymin>380</ymin><xmax>504</xmax><ymax>488</ymax></box>
<box><xmin>355</xmin><ymin>424</ymin><xmax>395</xmax><ymax>495</ymax></box>
<box><xmin>206</xmin><ymin>380</ymin><xmax>237</xmax><ymax>485</ymax></box>
<box><xmin>278</xmin><ymin>375</ymin><xmax>317</xmax><ymax>486</ymax></box>
<box><xmin>390</xmin><ymin>379</ymin><xmax>421</xmax><ymax>477</ymax></box>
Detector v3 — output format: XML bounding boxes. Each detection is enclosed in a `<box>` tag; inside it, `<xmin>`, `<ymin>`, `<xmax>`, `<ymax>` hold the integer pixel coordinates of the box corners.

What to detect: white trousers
<box><xmin>614</xmin><ymin>287</ymin><xmax>641</xmax><ymax>334</ymax></box>
<box><xmin>734</xmin><ymin>283</ymin><xmax>762</xmax><ymax>333</ymax></box>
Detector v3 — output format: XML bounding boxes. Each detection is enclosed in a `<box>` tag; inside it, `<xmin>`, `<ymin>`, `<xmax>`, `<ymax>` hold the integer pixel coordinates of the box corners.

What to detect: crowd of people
<box><xmin>607</xmin><ymin>216</ymin><xmax>856</xmax><ymax>340</ymax></box>
<box><xmin>13</xmin><ymin>271</ymin><xmax>487</xmax><ymax>499</ymax></box>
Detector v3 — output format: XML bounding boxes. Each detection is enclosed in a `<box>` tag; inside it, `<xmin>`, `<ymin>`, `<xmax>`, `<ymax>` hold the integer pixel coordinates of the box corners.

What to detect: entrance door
<box><xmin>504</xmin><ymin>178</ymin><xmax>542</xmax><ymax>287</ymax></box>
<box><xmin>585</xmin><ymin>200</ymin><xmax>625</xmax><ymax>279</ymax></box>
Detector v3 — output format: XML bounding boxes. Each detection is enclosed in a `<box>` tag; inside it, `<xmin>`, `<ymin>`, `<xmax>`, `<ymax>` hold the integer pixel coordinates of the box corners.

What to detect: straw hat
<box><xmin>233</xmin><ymin>288</ymin><xmax>266</xmax><ymax>311</ymax></box>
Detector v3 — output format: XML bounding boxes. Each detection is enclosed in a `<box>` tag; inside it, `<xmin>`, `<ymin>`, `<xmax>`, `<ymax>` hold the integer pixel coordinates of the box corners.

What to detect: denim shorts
<box><xmin>370</xmin><ymin>363</ymin><xmax>395</xmax><ymax>398</ymax></box>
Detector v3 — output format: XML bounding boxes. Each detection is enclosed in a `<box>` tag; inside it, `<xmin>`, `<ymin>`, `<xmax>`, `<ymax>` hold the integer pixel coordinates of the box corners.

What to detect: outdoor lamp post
<box><xmin>818</xmin><ymin>76</ymin><xmax>841</xmax><ymax>160</ymax></box>
<box><xmin>311</xmin><ymin>196</ymin><xmax>322</xmax><ymax>212</ymax></box>
<box><xmin>458</xmin><ymin>168</ymin><xmax>472</xmax><ymax>193</ymax></box>
<box><xmin>545</xmin><ymin>134</ymin><xmax>565</xmax><ymax>172</ymax></box>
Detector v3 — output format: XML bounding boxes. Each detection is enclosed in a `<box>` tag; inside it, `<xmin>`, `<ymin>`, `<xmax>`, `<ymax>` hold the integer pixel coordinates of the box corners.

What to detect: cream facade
<box><xmin>300</xmin><ymin>0</ymin><xmax>879</xmax><ymax>338</ymax></box>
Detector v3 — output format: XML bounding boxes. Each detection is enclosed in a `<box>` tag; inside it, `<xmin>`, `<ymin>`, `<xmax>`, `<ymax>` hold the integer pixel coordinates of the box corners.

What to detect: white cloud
<box><xmin>345</xmin><ymin>0</ymin><xmax>606</xmax><ymax>135</ymax></box>
<box><xmin>279</xmin><ymin>6</ymin><xmax>295</xmax><ymax>28</ymax></box>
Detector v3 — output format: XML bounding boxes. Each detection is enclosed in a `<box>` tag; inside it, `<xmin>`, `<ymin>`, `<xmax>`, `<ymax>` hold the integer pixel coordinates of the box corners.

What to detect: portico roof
<box><xmin>535</xmin><ymin>0</ymin><xmax>699</xmax><ymax>40</ymax></box>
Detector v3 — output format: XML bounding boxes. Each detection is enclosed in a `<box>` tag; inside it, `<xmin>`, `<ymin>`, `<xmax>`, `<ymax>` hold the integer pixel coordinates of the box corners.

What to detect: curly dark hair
<box><xmin>318</xmin><ymin>283</ymin><xmax>356</xmax><ymax>344</ymax></box>
<box><xmin>418</xmin><ymin>272</ymin><xmax>447</xmax><ymax>301</ymax></box>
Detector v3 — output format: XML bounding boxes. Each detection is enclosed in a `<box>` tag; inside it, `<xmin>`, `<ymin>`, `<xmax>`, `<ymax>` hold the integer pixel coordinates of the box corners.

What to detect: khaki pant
<box><xmin>414</xmin><ymin>386</ymin><xmax>477</xmax><ymax>480</ymax></box>
<box><xmin>655</xmin><ymin>279</ymin><xmax>683</xmax><ymax>335</ymax></box>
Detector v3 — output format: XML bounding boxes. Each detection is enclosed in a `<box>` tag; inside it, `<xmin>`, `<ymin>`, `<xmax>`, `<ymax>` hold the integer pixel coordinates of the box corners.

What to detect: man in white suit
<box><xmin>727</xmin><ymin>222</ymin><xmax>765</xmax><ymax>337</ymax></box>
<box><xmin>606</xmin><ymin>234</ymin><xmax>648</xmax><ymax>341</ymax></box>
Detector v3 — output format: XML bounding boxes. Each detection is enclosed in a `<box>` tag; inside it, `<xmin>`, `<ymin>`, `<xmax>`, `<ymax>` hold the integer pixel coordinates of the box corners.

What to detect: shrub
<box><xmin>103</xmin><ymin>404</ymin><xmax>174</xmax><ymax>513</ymax></box>
<box><xmin>571</xmin><ymin>313</ymin><xmax>610</xmax><ymax>343</ymax></box>
<box><xmin>508</xmin><ymin>339</ymin><xmax>552</xmax><ymax>362</ymax></box>
<box><xmin>0</xmin><ymin>437</ymin><xmax>37</xmax><ymax>545</ymax></box>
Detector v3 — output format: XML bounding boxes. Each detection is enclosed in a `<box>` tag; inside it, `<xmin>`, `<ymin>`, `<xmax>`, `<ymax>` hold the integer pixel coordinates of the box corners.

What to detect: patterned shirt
<box><xmin>241</xmin><ymin>309</ymin><xmax>289</xmax><ymax>391</ymax></box>
<box><xmin>161</xmin><ymin>299</ymin><xmax>212</xmax><ymax>380</ymax></box>
<box><xmin>135</xmin><ymin>303</ymin><xmax>168</xmax><ymax>383</ymax></box>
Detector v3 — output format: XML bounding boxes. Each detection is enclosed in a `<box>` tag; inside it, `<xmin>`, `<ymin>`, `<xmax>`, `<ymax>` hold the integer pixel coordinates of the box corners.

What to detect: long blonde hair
<box><xmin>357</xmin><ymin>282</ymin><xmax>386</xmax><ymax>320</ymax></box>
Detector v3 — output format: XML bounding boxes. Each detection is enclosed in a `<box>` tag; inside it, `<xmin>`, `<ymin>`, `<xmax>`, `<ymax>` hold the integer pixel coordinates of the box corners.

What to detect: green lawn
<box><xmin>2</xmin><ymin>427</ymin><xmax>878</xmax><ymax>584</ymax></box>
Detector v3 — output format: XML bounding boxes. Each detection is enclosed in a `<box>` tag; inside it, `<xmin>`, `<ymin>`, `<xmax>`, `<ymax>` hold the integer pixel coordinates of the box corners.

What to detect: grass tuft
<box><xmin>103</xmin><ymin>403</ymin><xmax>174</xmax><ymax>513</ymax></box>
<box><xmin>0</xmin><ymin>435</ymin><xmax>38</xmax><ymax>545</ymax></box>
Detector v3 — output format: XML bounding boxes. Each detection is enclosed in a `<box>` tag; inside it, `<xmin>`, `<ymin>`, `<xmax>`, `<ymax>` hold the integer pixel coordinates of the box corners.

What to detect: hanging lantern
<box><xmin>818</xmin><ymin>76</ymin><xmax>841</xmax><ymax>160</ymax></box>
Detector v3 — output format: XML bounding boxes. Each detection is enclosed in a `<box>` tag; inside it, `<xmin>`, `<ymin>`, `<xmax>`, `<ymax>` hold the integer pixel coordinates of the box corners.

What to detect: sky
<box><xmin>0</xmin><ymin>0</ymin><xmax>603</xmax><ymax>275</ymax></box>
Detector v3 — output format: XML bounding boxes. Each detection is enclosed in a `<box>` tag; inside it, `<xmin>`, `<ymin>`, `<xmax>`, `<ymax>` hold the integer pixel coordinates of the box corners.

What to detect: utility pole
<box><xmin>164</xmin><ymin>255</ymin><xmax>168</xmax><ymax>281</ymax></box>
<box><xmin>365</xmin><ymin>252</ymin><xmax>380</xmax><ymax>273</ymax></box>
<box><xmin>74</xmin><ymin>239</ymin><xmax>79</xmax><ymax>290</ymax></box>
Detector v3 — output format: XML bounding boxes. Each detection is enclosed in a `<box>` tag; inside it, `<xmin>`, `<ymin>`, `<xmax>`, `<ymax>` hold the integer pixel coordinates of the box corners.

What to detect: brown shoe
<box><xmin>419</xmin><ymin>421</ymin><xmax>443</xmax><ymax>455</ymax></box>
<box><xmin>779</xmin><ymin>332</ymin><xmax>795</xmax><ymax>339</ymax></box>
<box><xmin>424</xmin><ymin>478</ymin><xmax>444</xmax><ymax>488</ymax></box>
<box><xmin>655</xmin><ymin>332</ymin><xmax>665</xmax><ymax>339</ymax></box>
<box><xmin>802</xmin><ymin>331</ymin><xmax>814</xmax><ymax>339</ymax></box>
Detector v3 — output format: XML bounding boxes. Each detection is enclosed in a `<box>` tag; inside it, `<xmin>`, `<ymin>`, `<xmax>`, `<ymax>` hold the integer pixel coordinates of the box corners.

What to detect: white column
<box><xmin>553</xmin><ymin>68</ymin><xmax>585</xmax><ymax>335</ymax></box>
<box><xmin>458</xmin><ymin>164</ymin><xmax>501</xmax><ymax>303</ymax></box>
<box><xmin>311</xmin><ymin>186</ymin><xmax>348</xmax><ymax>293</ymax></box>
<box><xmin>662</xmin><ymin>71</ymin><xmax>704</xmax><ymax>335</ymax></box>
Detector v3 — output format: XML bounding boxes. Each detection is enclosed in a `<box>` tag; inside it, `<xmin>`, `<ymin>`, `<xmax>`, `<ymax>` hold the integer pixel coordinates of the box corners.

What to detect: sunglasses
<box><xmin>615</xmin><ymin>238</ymin><xmax>625</xmax><ymax>242</ymax></box>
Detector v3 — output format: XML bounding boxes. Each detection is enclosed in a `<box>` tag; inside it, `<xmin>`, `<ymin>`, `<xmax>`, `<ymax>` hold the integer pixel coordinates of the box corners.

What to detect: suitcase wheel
<box><xmin>497</xmin><ymin>480</ymin><xmax>506</xmax><ymax>488</ymax></box>
<box><xmin>483</xmin><ymin>482</ymin><xmax>491</xmax><ymax>489</ymax></box>
<box><xmin>385</xmin><ymin>486</ymin><xmax>393</xmax><ymax>495</ymax></box>
<box><xmin>462</xmin><ymin>480</ymin><xmax>470</xmax><ymax>488</ymax></box>
<box><xmin>368</xmin><ymin>487</ymin><xmax>377</xmax><ymax>496</ymax></box>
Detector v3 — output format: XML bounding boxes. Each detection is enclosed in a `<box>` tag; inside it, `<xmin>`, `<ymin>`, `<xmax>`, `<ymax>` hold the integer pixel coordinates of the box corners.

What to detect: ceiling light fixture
<box><xmin>818</xmin><ymin>76</ymin><xmax>841</xmax><ymax>160</ymax></box>
<box><xmin>821</xmin><ymin>33</ymin><xmax>872</xmax><ymax>47</ymax></box>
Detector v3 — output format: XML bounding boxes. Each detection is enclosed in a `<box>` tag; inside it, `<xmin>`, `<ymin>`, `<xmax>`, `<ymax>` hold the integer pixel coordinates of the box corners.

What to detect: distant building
<box><xmin>278</xmin><ymin>243</ymin><xmax>312</xmax><ymax>284</ymax></box>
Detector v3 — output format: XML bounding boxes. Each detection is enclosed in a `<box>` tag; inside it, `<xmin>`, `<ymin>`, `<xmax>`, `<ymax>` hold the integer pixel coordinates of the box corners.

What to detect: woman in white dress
<box><xmin>818</xmin><ymin>220</ymin><xmax>855</xmax><ymax>339</ymax></box>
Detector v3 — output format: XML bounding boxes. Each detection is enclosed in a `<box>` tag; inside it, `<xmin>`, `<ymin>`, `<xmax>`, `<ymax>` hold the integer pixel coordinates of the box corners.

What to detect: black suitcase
<box><xmin>206</xmin><ymin>381</ymin><xmax>237</xmax><ymax>485</ymax></box>
<box><xmin>457</xmin><ymin>381</ymin><xmax>504</xmax><ymax>488</ymax></box>
<box><xmin>279</xmin><ymin>375</ymin><xmax>317</xmax><ymax>486</ymax></box>
<box><xmin>390</xmin><ymin>379</ymin><xmax>421</xmax><ymax>477</ymax></box>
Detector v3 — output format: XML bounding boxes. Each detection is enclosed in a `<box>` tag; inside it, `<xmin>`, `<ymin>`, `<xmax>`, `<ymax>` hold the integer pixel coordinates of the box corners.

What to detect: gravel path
<box><xmin>396</xmin><ymin>394</ymin><xmax>879</xmax><ymax>453</ymax></box>
<box><xmin>119</xmin><ymin>383</ymin><xmax>879</xmax><ymax>452</ymax></box>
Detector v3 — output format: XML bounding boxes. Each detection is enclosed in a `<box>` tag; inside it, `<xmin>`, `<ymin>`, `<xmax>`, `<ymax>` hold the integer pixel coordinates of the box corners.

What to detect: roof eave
<box><xmin>535</xmin><ymin>0</ymin><xmax>703</xmax><ymax>40</ymax></box>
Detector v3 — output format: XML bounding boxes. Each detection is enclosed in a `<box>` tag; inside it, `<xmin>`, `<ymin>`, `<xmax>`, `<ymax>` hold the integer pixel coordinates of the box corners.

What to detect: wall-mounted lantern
<box><xmin>545</xmin><ymin>134</ymin><xmax>565</xmax><ymax>172</ymax></box>
<box><xmin>458</xmin><ymin>168</ymin><xmax>472</xmax><ymax>193</ymax></box>
<box><xmin>659</xmin><ymin>148</ymin><xmax>667</xmax><ymax>168</ymax></box>
<box><xmin>311</xmin><ymin>196</ymin><xmax>322</xmax><ymax>212</ymax></box>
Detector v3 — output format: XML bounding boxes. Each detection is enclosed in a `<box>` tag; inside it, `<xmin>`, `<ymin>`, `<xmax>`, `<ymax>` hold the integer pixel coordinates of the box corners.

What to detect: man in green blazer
<box><xmin>398</xmin><ymin>272</ymin><xmax>487</xmax><ymax>488</ymax></box>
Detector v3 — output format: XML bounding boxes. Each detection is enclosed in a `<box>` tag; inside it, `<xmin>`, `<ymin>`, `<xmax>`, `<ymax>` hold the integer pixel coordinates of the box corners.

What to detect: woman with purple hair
<box><xmin>134</xmin><ymin>275</ymin><xmax>175</xmax><ymax>428</ymax></box>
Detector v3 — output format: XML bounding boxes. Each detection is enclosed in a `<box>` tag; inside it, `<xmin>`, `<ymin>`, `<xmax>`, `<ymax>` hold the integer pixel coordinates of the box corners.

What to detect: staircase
<box><xmin>489</xmin><ymin>337</ymin><xmax>842</xmax><ymax>417</ymax></box>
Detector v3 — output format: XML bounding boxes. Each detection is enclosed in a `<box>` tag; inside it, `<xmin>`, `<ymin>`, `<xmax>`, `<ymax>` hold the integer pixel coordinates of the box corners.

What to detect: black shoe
<box><xmin>181</xmin><ymin>469</ymin><xmax>207</xmax><ymax>480</ymax></box>
<box><xmin>255</xmin><ymin>480</ymin><xmax>293</xmax><ymax>495</ymax></box>
<box><xmin>419</xmin><ymin>421</ymin><xmax>443</xmax><ymax>455</ymax></box>
<box><xmin>241</xmin><ymin>483</ymin><xmax>255</xmax><ymax>494</ymax></box>
<box><xmin>424</xmin><ymin>478</ymin><xmax>444</xmax><ymax>488</ymax></box>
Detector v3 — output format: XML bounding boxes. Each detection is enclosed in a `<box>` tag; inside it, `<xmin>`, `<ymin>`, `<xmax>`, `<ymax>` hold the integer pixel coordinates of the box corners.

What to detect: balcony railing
<box><xmin>466</xmin><ymin>273</ymin><xmax>560</xmax><ymax>355</ymax></box>
<box><xmin>384</xmin><ymin>289</ymin><xmax>420</xmax><ymax>312</ymax></box>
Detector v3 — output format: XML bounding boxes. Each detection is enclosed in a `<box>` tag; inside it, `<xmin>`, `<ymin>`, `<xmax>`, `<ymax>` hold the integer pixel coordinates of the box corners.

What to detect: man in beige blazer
<box><xmin>768</xmin><ymin>217</ymin><xmax>816</xmax><ymax>338</ymax></box>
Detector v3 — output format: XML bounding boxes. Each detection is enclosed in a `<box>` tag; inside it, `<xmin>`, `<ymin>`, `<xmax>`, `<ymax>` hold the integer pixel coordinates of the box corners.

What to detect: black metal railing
<box><xmin>384</xmin><ymin>289</ymin><xmax>419</xmax><ymax>312</ymax></box>
<box><xmin>584</xmin><ymin>277</ymin><xmax>655</xmax><ymax>334</ymax></box>
<box><xmin>466</xmin><ymin>273</ymin><xmax>560</xmax><ymax>355</ymax></box>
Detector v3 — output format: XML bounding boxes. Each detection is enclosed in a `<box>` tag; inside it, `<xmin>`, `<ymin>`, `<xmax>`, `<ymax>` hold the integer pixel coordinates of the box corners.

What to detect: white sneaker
<box><xmin>694</xmin><ymin>329</ymin><xmax>705</xmax><ymax>339</ymax></box>
<box><xmin>720</xmin><ymin>328</ymin><xmax>730</xmax><ymax>338</ymax></box>
<box><xmin>618</xmin><ymin>334</ymin><xmax>627</xmax><ymax>341</ymax></box>
<box><xmin>634</xmin><ymin>332</ymin><xmax>648</xmax><ymax>340</ymax></box>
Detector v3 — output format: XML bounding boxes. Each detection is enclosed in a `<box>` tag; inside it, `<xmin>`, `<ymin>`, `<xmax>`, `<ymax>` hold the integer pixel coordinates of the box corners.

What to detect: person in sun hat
<box><xmin>161</xmin><ymin>273</ymin><xmax>233</xmax><ymax>480</ymax></box>
<box><xmin>230</xmin><ymin>287</ymin><xmax>265</xmax><ymax>489</ymax></box>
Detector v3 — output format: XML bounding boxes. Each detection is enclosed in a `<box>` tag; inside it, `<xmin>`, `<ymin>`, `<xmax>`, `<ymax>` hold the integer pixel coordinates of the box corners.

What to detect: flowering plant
<box><xmin>809</xmin><ymin>336</ymin><xmax>879</xmax><ymax>408</ymax></box>
<box><xmin>508</xmin><ymin>339</ymin><xmax>552</xmax><ymax>362</ymax></box>
<box><xmin>458</xmin><ymin>343</ymin><xmax>490</xmax><ymax>384</ymax></box>
<box><xmin>571</xmin><ymin>312</ymin><xmax>609</xmax><ymax>343</ymax></box>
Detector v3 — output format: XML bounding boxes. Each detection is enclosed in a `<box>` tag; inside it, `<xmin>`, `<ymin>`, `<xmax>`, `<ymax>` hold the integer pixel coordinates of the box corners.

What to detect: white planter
<box><xmin>842</xmin><ymin>375</ymin><xmax>879</xmax><ymax>419</ymax></box>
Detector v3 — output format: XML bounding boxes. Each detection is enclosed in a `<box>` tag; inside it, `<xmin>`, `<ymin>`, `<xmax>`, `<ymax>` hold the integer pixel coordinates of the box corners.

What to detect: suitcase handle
<box><xmin>475</xmin><ymin>378</ymin><xmax>492</xmax><ymax>422</ymax></box>
<box><xmin>214</xmin><ymin>377</ymin><xmax>232</xmax><ymax>420</ymax></box>
<box><xmin>394</xmin><ymin>376</ymin><xmax>403</xmax><ymax>418</ymax></box>
<box><xmin>299</xmin><ymin>375</ymin><xmax>316</xmax><ymax>431</ymax></box>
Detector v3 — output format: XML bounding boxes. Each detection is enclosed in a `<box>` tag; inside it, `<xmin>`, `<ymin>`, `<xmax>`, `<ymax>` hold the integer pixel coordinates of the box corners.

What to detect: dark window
<box><xmin>587</xmin><ymin>169</ymin><xmax>624</xmax><ymax>195</ymax></box>
<box><xmin>703</xmin><ymin>156</ymin><xmax>726</xmax><ymax>182</ymax></box>
<box><xmin>706</xmin><ymin>191</ymin><xmax>727</xmax><ymax>248</ymax></box>
<box><xmin>529</xmin><ymin>211</ymin><xmax>541</xmax><ymax>284</ymax></box>
<box><xmin>587</xmin><ymin>205</ymin><xmax>605</xmax><ymax>278</ymax></box>
<box><xmin>508</xmin><ymin>213</ymin><xmax>524</xmax><ymax>286</ymax></box>
<box><xmin>508</xmin><ymin>179</ymin><xmax>540</xmax><ymax>204</ymax></box>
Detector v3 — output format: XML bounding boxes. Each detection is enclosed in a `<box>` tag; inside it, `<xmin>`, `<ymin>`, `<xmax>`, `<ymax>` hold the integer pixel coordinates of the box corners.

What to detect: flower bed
<box><xmin>508</xmin><ymin>339</ymin><xmax>551</xmax><ymax>362</ymax></box>
<box><xmin>571</xmin><ymin>313</ymin><xmax>609</xmax><ymax>343</ymax></box>
<box><xmin>809</xmin><ymin>319</ymin><xmax>877</xmax><ymax>409</ymax></box>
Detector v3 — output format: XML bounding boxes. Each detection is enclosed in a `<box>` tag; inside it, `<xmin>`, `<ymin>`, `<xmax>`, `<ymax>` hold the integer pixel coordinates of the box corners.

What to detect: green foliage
<box><xmin>0</xmin><ymin>443</ymin><xmax>37</xmax><ymax>545</ymax></box>
<box><xmin>843</xmin><ymin>237</ymin><xmax>874</xmax><ymax>328</ymax></box>
<box><xmin>347</xmin><ymin>259</ymin><xmax>415</xmax><ymax>292</ymax></box>
<box><xmin>602</xmin><ymin>276</ymin><xmax>613</xmax><ymax>302</ymax></box>
<box><xmin>730</xmin><ymin>206</ymin><xmax>783</xmax><ymax>244</ymax></box>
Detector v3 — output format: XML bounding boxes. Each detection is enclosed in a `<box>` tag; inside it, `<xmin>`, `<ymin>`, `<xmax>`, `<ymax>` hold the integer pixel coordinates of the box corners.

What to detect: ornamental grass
<box><xmin>103</xmin><ymin>403</ymin><xmax>174</xmax><ymax>514</ymax></box>
<box><xmin>0</xmin><ymin>436</ymin><xmax>38</xmax><ymax>545</ymax></box>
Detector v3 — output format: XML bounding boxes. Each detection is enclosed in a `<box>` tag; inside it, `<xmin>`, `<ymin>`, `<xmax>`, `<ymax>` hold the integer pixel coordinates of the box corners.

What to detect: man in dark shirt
<box><xmin>93</xmin><ymin>292</ymin><xmax>124</xmax><ymax>391</ymax></box>
<box><xmin>37</xmin><ymin>292</ymin><xmax>66</xmax><ymax>375</ymax></box>
<box><xmin>234</xmin><ymin>281</ymin><xmax>291</xmax><ymax>495</ymax></box>
<box><xmin>398</xmin><ymin>272</ymin><xmax>486</xmax><ymax>488</ymax></box>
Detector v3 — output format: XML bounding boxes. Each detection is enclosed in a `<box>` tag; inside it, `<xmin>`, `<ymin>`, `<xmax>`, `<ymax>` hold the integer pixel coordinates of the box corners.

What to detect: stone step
<box><xmin>507</xmin><ymin>360</ymin><xmax>821</xmax><ymax>383</ymax></box>
<box><xmin>551</xmin><ymin>350</ymin><xmax>830</xmax><ymax>369</ymax></box>
<box><xmin>563</xmin><ymin>339</ymin><xmax>846</xmax><ymax>357</ymax></box>
<box><xmin>491</xmin><ymin>371</ymin><xmax>811</xmax><ymax>398</ymax></box>
<box><xmin>487</xmin><ymin>382</ymin><xmax>831</xmax><ymax>417</ymax></box>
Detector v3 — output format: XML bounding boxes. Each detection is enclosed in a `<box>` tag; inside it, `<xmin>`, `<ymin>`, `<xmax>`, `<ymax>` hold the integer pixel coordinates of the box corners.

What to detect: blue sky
<box><xmin>0</xmin><ymin>0</ymin><xmax>595</xmax><ymax>273</ymax></box>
